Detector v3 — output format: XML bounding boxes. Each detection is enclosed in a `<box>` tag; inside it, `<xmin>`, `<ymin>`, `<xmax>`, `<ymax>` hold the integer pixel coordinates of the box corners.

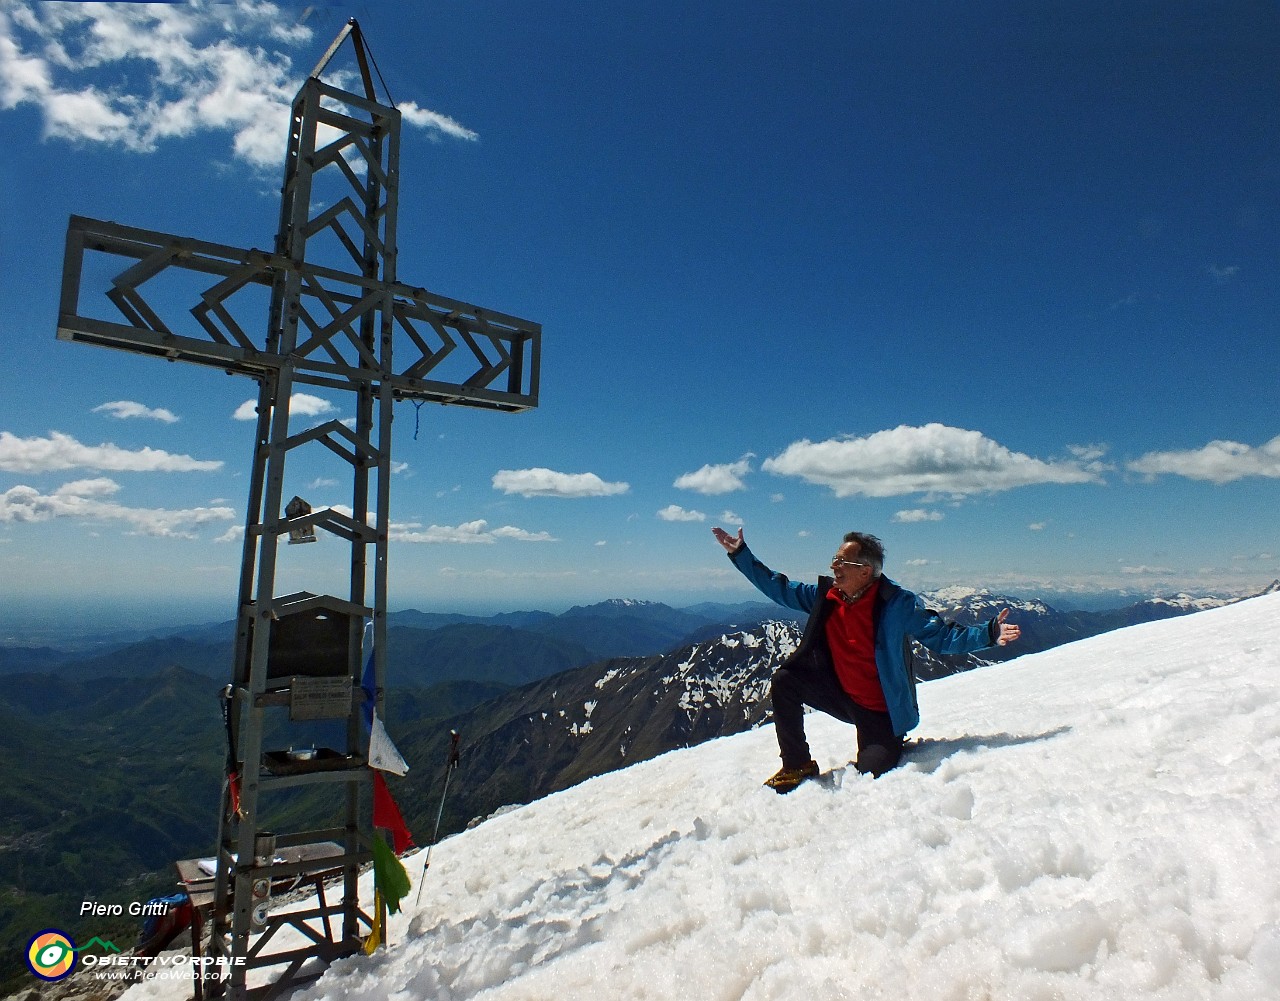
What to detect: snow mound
<box><xmin>123</xmin><ymin>593</ymin><xmax>1280</xmax><ymax>1001</ymax></box>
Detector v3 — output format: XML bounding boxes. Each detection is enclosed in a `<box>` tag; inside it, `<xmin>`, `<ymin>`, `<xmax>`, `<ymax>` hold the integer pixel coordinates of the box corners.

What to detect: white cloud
<box><xmin>1127</xmin><ymin>434</ymin><xmax>1280</xmax><ymax>484</ymax></box>
<box><xmin>0</xmin><ymin>1</ymin><xmax>477</xmax><ymax>170</ymax></box>
<box><xmin>1029</xmin><ymin>522</ymin><xmax>1047</xmax><ymax>531</ymax></box>
<box><xmin>673</xmin><ymin>457</ymin><xmax>752</xmax><ymax>495</ymax></box>
<box><xmin>719</xmin><ymin>510</ymin><xmax>745</xmax><ymax>526</ymax></box>
<box><xmin>893</xmin><ymin>509</ymin><xmax>944</xmax><ymax>524</ymax></box>
<box><xmin>904</xmin><ymin>558</ymin><xmax>933</xmax><ymax>567</ymax></box>
<box><xmin>399</xmin><ymin>101</ymin><xmax>478</xmax><ymax>141</ymax></box>
<box><xmin>0</xmin><ymin>431</ymin><xmax>221</xmax><ymax>473</ymax></box>
<box><xmin>0</xmin><ymin>478</ymin><xmax>235</xmax><ymax>537</ymax></box>
<box><xmin>232</xmin><ymin>393</ymin><xmax>336</xmax><ymax>421</ymax></box>
<box><xmin>657</xmin><ymin>505</ymin><xmax>706</xmax><ymax>523</ymax></box>
<box><xmin>1068</xmin><ymin>444</ymin><xmax>1109</xmax><ymax>463</ymax></box>
<box><xmin>389</xmin><ymin>519</ymin><xmax>556</xmax><ymax>544</ymax></box>
<box><xmin>493</xmin><ymin>468</ymin><xmax>630</xmax><ymax>499</ymax></box>
<box><xmin>762</xmin><ymin>424</ymin><xmax>1106</xmax><ymax>498</ymax></box>
<box><xmin>1207</xmin><ymin>264</ymin><xmax>1240</xmax><ymax>283</ymax></box>
<box><xmin>93</xmin><ymin>400</ymin><xmax>180</xmax><ymax>423</ymax></box>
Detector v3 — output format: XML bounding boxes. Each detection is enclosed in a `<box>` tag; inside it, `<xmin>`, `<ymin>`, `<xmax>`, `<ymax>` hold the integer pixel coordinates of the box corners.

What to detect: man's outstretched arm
<box><xmin>711</xmin><ymin>526</ymin><xmax>817</xmax><ymax>614</ymax></box>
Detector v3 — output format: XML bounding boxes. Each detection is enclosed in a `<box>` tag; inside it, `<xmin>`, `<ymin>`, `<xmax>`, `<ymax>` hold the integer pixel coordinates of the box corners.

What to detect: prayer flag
<box><xmin>370</xmin><ymin>831</ymin><xmax>412</xmax><ymax>915</ymax></box>
<box><xmin>372</xmin><ymin>770</ymin><xmax>415</xmax><ymax>854</ymax></box>
<box><xmin>368</xmin><ymin>712</ymin><xmax>409</xmax><ymax>775</ymax></box>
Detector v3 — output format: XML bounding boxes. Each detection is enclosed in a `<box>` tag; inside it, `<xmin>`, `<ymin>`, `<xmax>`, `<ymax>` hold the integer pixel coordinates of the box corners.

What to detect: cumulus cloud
<box><xmin>0</xmin><ymin>478</ymin><xmax>235</xmax><ymax>537</ymax></box>
<box><xmin>657</xmin><ymin>504</ymin><xmax>706</xmax><ymax>522</ymax></box>
<box><xmin>0</xmin><ymin>1</ymin><xmax>477</xmax><ymax>170</ymax></box>
<box><xmin>1127</xmin><ymin>434</ymin><xmax>1280</xmax><ymax>484</ymax></box>
<box><xmin>93</xmin><ymin>400</ymin><xmax>179</xmax><ymax>423</ymax></box>
<box><xmin>0</xmin><ymin>430</ymin><xmax>221</xmax><ymax>473</ymax></box>
<box><xmin>762</xmin><ymin>424</ymin><xmax>1105</xmax><ymax>498</ymax></box>
<box><xmin>389</xmin><ymin>519</ymin><xmax>556</xmax><ymax>544</ymax></box>
<box><xmin>893</xmin><ymin>509</ymin><xmax>944</xmax><ymax>523</ymax></box>
<box><xmin>673</xmin><ymin>457</ymin><xmax>752</xmax><ymax>495</ymax></box>
<box><xmin>493</xmin><ymin>468</ymin><xmax>629</xmax><ymax>499</ymax></box>
<box><xmin>232</xmin><ymin>393</ymin><xmax>336</xmax><ymax>421</ymax></box>
<box><xmin>719</xmin><ymin>510</ymin><xmax>745</xmax><ymax>526</ymax></box>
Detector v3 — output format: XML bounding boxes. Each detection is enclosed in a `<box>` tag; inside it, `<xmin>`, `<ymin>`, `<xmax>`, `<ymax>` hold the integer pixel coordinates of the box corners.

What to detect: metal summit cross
<box><xmin>56</xmin><ymin>20</ymin><xmax>539</xmax><ymax>1001</ymax></box>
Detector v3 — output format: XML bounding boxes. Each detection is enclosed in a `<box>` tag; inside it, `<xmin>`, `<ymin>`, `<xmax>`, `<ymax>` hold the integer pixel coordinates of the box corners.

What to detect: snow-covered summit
<box><xmin>564</xmin><ymin>597</ymin><xmax>663</xmax><ymax>613</ymax></box>
<box><xmin>122</xmin><ymin>593</ymin><xmax>1280</xmax><ymax>1001</ymax></box>
<box><xmin>1141</xmin><ymin>592</ymin><xmax>1232</xmax><ymax>613</ymax></box>
<box><xmin>920</xmin><ymin>584</ymin><xmax>1055</xmax><ymax>616</ymax></box>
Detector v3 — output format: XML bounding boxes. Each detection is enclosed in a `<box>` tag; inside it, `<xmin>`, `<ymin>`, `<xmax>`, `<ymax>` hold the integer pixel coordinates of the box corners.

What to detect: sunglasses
<box><xmin>830</xmin><ymin>558</ymin><xmax>870</xmax><ymax>569</ymax></box>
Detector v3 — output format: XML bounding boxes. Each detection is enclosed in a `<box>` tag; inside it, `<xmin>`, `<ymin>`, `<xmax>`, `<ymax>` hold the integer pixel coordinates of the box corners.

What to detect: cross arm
<box><xmin>57</xmin><ymin>215</ymin><xmax>540</xmax><ymax>411</ymax></box>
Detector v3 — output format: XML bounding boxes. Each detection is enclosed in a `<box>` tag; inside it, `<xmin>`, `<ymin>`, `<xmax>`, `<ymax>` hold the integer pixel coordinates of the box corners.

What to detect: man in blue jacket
<box><xmin>713</xmin><ymin>526</ymin><xmax>1020</xmax><ymax>792</ymax></box>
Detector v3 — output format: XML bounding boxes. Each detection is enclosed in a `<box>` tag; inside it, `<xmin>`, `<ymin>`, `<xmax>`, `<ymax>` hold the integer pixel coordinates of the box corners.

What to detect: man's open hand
<box><xmin>711</xmin><ymin>527</ymin><xmax>744</xmax><ymax>554</ymax></box>
<box><xmin>995</xmin><ymin>608</ymin><xmax>1021</xmax><ymax>646</ymax></box>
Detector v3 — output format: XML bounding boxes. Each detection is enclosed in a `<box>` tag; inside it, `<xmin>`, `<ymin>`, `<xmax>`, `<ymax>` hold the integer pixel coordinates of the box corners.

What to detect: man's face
<box><xmin>831</xmin><ymin>541</ymin><xmax>874</xmax><ymax>595</ymax></box>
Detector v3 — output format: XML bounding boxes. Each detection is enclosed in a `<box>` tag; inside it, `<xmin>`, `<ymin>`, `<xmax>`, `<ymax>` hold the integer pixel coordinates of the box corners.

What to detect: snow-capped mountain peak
<box><xmin>1140</xmin><ymin>592</ymin><xmax>1230</xmax><ymax>613</ymax></box>
<box><xmin>920</xmin><ymin>585</ymin><xmax>1056</xmax><ymax>617</ymax></box>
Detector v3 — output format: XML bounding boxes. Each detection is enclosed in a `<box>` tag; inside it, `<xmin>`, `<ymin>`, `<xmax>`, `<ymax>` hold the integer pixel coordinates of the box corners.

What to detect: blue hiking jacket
<box><xmin>729</xmin><ymin>543</ymin><xmax>1000</xmax><ymax>736</ymax></box>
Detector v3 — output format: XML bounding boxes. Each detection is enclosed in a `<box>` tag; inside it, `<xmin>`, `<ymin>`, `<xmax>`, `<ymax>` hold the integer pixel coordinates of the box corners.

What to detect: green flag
<box><xmin>371</xmin><ymin>831</ymin><xmax>412</xmax><ymax>915</ymax></box>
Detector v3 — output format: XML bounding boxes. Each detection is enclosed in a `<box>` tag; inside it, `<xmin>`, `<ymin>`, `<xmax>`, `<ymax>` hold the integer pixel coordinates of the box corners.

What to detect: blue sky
<box><xmin>1</xmin><ymin>0</ymin><xmax>1277</xmax><ymax>627</ymax></box>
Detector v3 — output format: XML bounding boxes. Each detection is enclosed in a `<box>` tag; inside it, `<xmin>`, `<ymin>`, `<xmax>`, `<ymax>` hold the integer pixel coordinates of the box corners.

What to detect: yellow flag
<box><xmin>363</xmin><ymin>889</ymin><xmax>384</xmax><ymax>954</ymax></box>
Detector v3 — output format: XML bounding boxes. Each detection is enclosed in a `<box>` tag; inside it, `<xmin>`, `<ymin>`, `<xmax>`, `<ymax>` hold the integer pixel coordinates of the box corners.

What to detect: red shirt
<box><xmin>824</xmin><ymin>580</ymin><xmax>886</xmax><ymax>711</ymax></box>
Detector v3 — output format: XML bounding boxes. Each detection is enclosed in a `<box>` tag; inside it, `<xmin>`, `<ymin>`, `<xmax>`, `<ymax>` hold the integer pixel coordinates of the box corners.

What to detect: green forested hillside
<box><xmin>0</xmin><ymin>668</ymin><xmax>227</xmax><ymax>993</ymax></box>
<box><xmin>0</xmin><ymin>665</ymin><xmax>509</xmax><ymax>994</ymax></box>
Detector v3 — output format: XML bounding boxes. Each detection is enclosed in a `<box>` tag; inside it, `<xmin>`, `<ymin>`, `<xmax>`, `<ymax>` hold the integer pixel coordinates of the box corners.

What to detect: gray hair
<box><xmin>842</xmin><ymin>531</ymin><xmax>884</xmax><ymax>575</ymax></box>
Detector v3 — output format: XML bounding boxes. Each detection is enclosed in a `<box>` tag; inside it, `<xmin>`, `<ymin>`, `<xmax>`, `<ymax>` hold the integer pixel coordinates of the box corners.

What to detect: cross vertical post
<box><xmin>56</xmin><ymin>20</ymin><xmax>540</xmax><ymax>1000</ymax></box>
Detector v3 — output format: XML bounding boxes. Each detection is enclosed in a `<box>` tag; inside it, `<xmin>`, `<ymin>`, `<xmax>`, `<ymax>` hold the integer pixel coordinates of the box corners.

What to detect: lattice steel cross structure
<box><xmin>56</xmin><ymin>21</ymin><xmax>539</xmax><ymax>1001</ymax></box>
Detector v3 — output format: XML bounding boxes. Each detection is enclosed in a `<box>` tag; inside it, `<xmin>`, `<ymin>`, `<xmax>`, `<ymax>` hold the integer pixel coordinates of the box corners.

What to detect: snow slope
<box><xmin>125</xmin><ymin>593</ymin><xmax>1280</xmax><ymax>1001</ymax></box>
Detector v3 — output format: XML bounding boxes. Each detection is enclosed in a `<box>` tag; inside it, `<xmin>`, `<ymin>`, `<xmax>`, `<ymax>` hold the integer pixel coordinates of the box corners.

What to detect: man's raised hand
<box><xmin>712</xmin><ymin>527</ymin><xmax>744</xmax><ymax>554</ymax></box>
<box><xmin>995</xmin><ymin>608</ymin><xmax>1021</xmax><ymax>646</ymax></box>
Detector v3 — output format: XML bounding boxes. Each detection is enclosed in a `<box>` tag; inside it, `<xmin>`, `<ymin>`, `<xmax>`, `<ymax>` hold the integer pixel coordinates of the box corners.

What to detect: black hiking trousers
<box><xmin>771</xmin><ymin>650</ymin><xmax>904</xmax><ymax>778</ymax></box>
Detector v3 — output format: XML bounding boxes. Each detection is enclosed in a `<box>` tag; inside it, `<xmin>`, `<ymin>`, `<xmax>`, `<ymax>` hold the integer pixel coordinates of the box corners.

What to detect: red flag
<box><xmin>372</xmin><ymin>771</ymin><xmax>415</xmax><ymax>854</ymax></box>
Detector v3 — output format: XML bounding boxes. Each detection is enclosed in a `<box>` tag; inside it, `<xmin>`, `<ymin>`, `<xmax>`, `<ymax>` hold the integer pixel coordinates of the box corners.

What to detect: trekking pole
<box><xmin>415</xmin><ymin>729</ymin><xmax>461</xmax><ymax>906</ymax></box>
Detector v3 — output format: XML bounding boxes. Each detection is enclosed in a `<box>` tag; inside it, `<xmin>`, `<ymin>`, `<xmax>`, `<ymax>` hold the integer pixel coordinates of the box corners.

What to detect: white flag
<box><xmin>368</xmin><ymin>712</ymin><xmax>409</xmax><ymax>775</ymax></box>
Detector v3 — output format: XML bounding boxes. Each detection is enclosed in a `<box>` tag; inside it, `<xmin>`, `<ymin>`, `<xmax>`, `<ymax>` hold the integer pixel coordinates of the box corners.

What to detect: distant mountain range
<box><xmin>906</xmin><ymin>583</ymin><xmax>1277</xmax><ymax>679</ymax></box>
<box><xmin>0</xmin><ymin>597</ymin><xmax>793</xmax><ymax>685</ymax></box>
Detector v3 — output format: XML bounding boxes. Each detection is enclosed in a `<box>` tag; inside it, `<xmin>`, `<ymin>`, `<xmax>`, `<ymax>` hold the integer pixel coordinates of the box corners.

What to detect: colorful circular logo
<box><xmin>26</xmin><ymin>929</ymin><xmax>77</xmax><ymax>981</ymax></box>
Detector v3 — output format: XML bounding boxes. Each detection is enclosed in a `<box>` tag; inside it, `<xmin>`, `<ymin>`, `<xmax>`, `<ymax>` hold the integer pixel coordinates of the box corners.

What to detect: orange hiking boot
<box><xmin>764</xmin><ymin>760</ymin><xmax>819</xmax><ymax>793</ymax></box>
